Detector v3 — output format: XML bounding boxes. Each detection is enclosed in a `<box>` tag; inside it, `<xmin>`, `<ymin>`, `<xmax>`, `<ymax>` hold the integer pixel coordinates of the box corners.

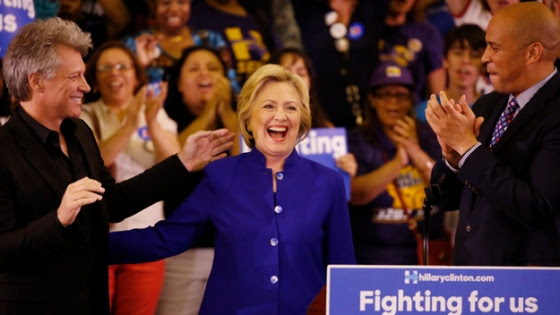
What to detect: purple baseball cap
<box><xmin>368</xmin><ymin>62</ymin><xmax>414</xmax><ymax>90</ymax></box>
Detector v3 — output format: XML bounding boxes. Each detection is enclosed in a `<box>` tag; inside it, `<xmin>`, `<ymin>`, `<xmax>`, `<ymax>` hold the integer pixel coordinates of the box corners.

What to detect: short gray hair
<box><xmin>2</xmin><ymin>17</ymin><xmax>92</xmax><ymax>101</ymax></box>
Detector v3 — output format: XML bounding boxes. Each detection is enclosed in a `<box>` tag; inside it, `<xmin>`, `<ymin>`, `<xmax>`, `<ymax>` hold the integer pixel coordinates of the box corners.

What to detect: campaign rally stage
<box><xmin>327</xmin><ymin>265</ymin><xmax>560</xmax><ymax>314</ymax></box>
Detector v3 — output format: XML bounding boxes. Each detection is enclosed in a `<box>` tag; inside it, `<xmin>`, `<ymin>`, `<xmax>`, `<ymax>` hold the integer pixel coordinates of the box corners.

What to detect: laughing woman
<box><xmin>109</xmin><ymin>64</ymin><xmax>355</xmax><ymax>314</ymax></box>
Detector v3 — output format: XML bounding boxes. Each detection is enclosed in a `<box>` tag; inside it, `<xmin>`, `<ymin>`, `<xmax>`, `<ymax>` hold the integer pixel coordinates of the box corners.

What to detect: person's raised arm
<box><xmin>84</xmin><ymin>86</ymin><xmax>147</xmax><ymax>167</ymax></box>
<box><xmin>178</xmin><ymin>75</ymin><xmax>236</xmax><ymax>144</ymax></box>
<box><xmin>425</xmin><ymin>92</ymin><xmax>483</xmax><ymax>168</ymax></box>
<box><xmin>350</xmin><ymin>146</ymin><xmax>408</xmax><ymax>206</ymax></box>
<box><xmin>57</xmin><ymin>177</ymin><xmax>105</xmax><ymax>227</ymax></box>
<box><xmin>144</xmin><ymin>82</ymin><xmax>182</xmax><ymax>162</ymax></box>
<box><xmin>392</xmin><ymin>116</ymin><xmax>435</xmax><ymax>183</ymax></box>
<box><xmin>177</xmin><ymin>129</ymin><xmax>235</xmax><ymax>172</ymax></box>
<box><xmin>0</xmin><ymin>176</ymin><xmax>104</xmax><ymax>271</ymax></box>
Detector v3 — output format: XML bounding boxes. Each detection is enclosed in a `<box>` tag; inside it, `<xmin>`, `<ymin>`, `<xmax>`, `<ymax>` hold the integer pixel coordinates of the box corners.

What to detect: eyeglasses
<box><xmin>96</xmin><ymin>63</ymin><xmax>133</xmax><ymax>73</ymax></box>
<box><xmin>373</xmin><ymin>92</ymin><xmax>411</xmax><ymax>102</ymax></box>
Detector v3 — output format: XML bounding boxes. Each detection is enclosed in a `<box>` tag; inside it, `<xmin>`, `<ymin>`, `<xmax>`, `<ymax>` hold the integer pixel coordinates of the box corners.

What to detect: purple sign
<box><xmin>1</xmin><ymin>2</ymin><xmax>35</xmax><ymax>57</ymax></box>
<box><xmin>328</xmin><ymin>265</ymin><xmax>560</xmax><ymax>314</ymax></box>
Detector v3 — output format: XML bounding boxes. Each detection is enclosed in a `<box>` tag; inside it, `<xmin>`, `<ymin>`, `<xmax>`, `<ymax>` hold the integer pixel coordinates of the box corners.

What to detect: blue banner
<box><xmin>327</xmin><ymin>265</ymin><xmax>560</xmax><ymax>314</ymax></box>
<box><xmin>1</xmin><ymin>1</ymin><xmax>35</xmax><ymax>57</ymax></box>
<box><xmin>241</xmin><ymin>127</ymin><xmax>351</xmax><ymax>200</ymax></box>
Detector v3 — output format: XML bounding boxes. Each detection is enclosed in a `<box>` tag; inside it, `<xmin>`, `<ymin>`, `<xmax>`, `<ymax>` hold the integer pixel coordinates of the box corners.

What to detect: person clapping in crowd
<box><xmin>348</xmin><ymin>62</ymin><xmax>445</xmax><ymax>265</ymax></box>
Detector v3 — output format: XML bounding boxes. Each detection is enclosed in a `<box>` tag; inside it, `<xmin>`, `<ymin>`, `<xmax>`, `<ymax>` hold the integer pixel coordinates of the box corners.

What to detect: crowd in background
<box><xmin>1</xmin><ymin>0</ymin><xmax>558</xmax><ymax>314</ymax></box>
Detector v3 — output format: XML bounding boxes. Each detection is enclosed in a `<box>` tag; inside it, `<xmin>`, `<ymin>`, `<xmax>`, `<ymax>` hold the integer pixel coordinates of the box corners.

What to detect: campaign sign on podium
<box><xmin>241</xmin><ymin>127</ymin><xmax>350</xmax><ymax>200</ymax></box>
<box><xmin>327</xmin><ymin>265</ymin><xmax>560</xmax><ymax>315</ymax></box>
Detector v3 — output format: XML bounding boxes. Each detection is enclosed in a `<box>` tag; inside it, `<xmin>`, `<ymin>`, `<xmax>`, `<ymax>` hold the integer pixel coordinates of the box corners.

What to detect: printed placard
<box><xmin>1</xmin><ymin>2</ymin><xmax>35</xmax><ymax>57</ymax></box>
<box><xmin>327</xmin><ymin>265</ymin><xmax>560</xmax><ymax>314</ymax></box>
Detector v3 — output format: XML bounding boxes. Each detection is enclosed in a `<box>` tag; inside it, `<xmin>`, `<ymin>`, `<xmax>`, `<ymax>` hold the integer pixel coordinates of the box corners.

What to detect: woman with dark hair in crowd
<box><xmin>157</xmin><ymin>45</ymin><xmax>239</xmax><ymax>315</ymax></box>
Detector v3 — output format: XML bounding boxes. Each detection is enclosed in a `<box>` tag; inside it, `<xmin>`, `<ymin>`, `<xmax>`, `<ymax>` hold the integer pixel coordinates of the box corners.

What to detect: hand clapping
<box><xmin>425</xmin><ymin>92</ymin><xmax>484</xmax><ymax>166</ymax></box>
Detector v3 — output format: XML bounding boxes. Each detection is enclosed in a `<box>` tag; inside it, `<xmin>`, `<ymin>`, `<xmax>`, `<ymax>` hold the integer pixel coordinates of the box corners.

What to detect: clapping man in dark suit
<box><xmin>0</xmin><ymin>18</ymin><xmax>234</xmax><ymax>314</ymax></box>
<box><xmin>425</xmin><ymin>2</ymin><xmax>560</xmax><ymax>266</ymax></box>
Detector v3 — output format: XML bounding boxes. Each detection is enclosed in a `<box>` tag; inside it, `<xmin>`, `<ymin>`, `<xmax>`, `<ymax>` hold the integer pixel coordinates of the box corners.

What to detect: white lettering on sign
<box><xmin>0</xmin><ymin>0</ymin><xmax>36</xmax><ymax>19</ymax></box>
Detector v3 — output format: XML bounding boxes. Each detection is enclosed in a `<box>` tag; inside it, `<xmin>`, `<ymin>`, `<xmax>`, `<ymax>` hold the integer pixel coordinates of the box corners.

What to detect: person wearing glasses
<box><xmin>347</xmin><ymin>62</ymin><xmax>445</xmax><ymax>265</ymax></box>
<box><xmin>80</xmin><ymin>40</ymin><xmax>180</xmax><ymax>315</ymax></box>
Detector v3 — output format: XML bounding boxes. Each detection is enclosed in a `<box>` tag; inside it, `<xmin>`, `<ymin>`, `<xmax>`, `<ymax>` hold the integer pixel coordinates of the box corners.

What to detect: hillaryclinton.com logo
<box><xmin>404</xmin><ymin>270</ymin><xmax>419</xmax><ymax>284</ymax></box>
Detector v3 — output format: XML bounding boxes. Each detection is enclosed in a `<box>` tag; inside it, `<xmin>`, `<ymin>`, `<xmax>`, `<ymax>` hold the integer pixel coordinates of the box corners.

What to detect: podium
<box><xmin>324</xmin><ymin>265</ymin><xmax>560</xmax><ymax>314</ymax></box>
<box><xmin>307</xmin><ymin>285</ymin><xmax>326</xmax><ymax>314</ymax></box>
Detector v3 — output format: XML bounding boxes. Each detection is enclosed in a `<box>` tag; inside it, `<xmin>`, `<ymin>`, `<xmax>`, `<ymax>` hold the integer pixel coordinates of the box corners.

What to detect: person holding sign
<box><xmin>109</xmin><ymin>64</ymin><xmax>355</xmax><ymax>314</ymax></box>
<box><xmin>426</xmin><ymin>2</ymin><xmax>560</xmax><ymax>266</ymax></box>
<box><xmin>348</xmin><ymin>62</ymin><xmax>445</xmax><ymax>265</ymax></box>
<box><xmin>0</xmin><ymin>18</ymin><xmax>234</xmax><ymax>314</ymax></box>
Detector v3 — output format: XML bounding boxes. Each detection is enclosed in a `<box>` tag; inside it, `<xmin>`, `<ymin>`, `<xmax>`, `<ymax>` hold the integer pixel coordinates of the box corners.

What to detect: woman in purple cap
<box><xmin>347</xmin><ymin>62</ymin><xmax>449</xmax><ymax>265</ymax></box>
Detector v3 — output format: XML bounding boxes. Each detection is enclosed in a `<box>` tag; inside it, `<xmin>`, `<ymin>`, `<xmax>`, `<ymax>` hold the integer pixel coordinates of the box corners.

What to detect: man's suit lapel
<box><xmin>477</xmin><ymin>72</ymin><xmax>560</xmax><ymax>152</ymax></box>
<box><xmin>493</xmin><ymin>73</ymin><xmax>560</xmax><ymax>151</ymax></box>
<box><xmin>72</xmin><ymin>119</ymin><xmax>110</xmax><ymax>230</ymax></box>
<box><xmin>477</xmin><ymin>93</ymin><xmax>509</xmax><ymax>148</ymax></box>
<box><xmin>8</xmin><ymin>113</ymin><xmax>67</xmax><ymax>199</ymax></box>
<box><xmin>8</xmin><ymin>114</ymin><xmax>108</xmax><ymax>242</ymax></box>
<box><xmin>73</xmin><ymin>118</ymin><xmax>102</xmax><ymax>181</ymax></box>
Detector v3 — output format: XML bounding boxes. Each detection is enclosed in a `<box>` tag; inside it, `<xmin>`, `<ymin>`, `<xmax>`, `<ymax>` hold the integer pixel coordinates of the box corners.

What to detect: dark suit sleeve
<box><xmin>0</xmin><ymin>166</ymin><xmax>66</xmax><ymax>271</ymax></box>
<box><xmin>109</xmin><ymin>172</ymin><xmax>214</xmax><ymax>264</ymax></box>
<box><xmin>431</xmin><ymin>160</ymin><xmax>462</xmax><ymax>211</ymax></box>
<box><xmin>71</xmin><ymin>118</ymin><xmax>204</xmax><ymax>223</ymax></box>
<box><xmin>458</xmin><ymin>137</ymin><xmax>560</xmax><ymax>227</ymax></box>
<box><xmin>103</xmin><ymin>155</ymin><xmax>204</xmax><ymax>223</ymax></box>
<box><xmin>453</xmin><ymin>90</ymin><xmax>560</xmax><ymax>228</ymax></box>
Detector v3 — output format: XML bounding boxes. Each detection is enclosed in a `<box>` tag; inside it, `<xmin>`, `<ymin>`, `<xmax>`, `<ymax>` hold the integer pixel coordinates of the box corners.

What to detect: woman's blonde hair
<box><xmin>237</xmin><ymin>64</ymin><xmax>311</xmax><ymax>148</ymax></box>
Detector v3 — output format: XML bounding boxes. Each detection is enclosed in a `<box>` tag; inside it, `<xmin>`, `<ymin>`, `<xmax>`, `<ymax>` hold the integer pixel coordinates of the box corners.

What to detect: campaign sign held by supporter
<box><xmin>0</xmin><ymin>1</ymin><xmax>35</xmax><ymax>57</ymax></box>
<box><xmin>242</xmin><ymin>127</ymin><xmax>351</xmax><ymax>200</ymax></box>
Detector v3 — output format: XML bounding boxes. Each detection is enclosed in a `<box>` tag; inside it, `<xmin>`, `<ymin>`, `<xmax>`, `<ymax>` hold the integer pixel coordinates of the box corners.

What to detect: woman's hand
<box><xmin>145</xmin><ymin>81</ymin><xmax>168</xmax><ymax>126</ymax></box>
<box><xmin>135</xmin><ymin>33</ymin><xmax>159</xmax><ymax>68</ymax></box>
<box><xmin>125</xmin><ymin>85</ymin><xmax>147</xmax><ymax>128</ymax></box>
<box><xmin>214</xmin><ymin>74</ymin><xmax>234</xmax><ymax>121</ymax></box>
<box><xmin>392</xmin><ymin>115</ymin><xmax>419</xmax><ymax>151</ymax></box>
<box><xmin>335</xmin><ymin>153</ymin><xmax>358</xmax><ymax>178</ymax></box>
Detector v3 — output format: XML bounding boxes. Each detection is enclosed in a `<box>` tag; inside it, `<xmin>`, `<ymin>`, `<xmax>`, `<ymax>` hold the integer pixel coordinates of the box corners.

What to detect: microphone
<box><xmin>422</xmin><ymin>184</ymin><xmax>441</xmax><ymax>265</ymax></box>
<box><xmin>425</xmin><ymin>184</ymin><xmax>441</xmax><ymax>206</ymax></box>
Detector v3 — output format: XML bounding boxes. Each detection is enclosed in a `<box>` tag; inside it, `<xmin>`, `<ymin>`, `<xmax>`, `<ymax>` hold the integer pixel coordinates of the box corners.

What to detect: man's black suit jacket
<box><xmin>432</xmin><ymin>72</ymin><xmax>560</xmax><ymax>266</ymax></box>
<box><xmin>0</xmin><ymin>108</ymin><xmax>202</xmax><ymax>314</ymax></box>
